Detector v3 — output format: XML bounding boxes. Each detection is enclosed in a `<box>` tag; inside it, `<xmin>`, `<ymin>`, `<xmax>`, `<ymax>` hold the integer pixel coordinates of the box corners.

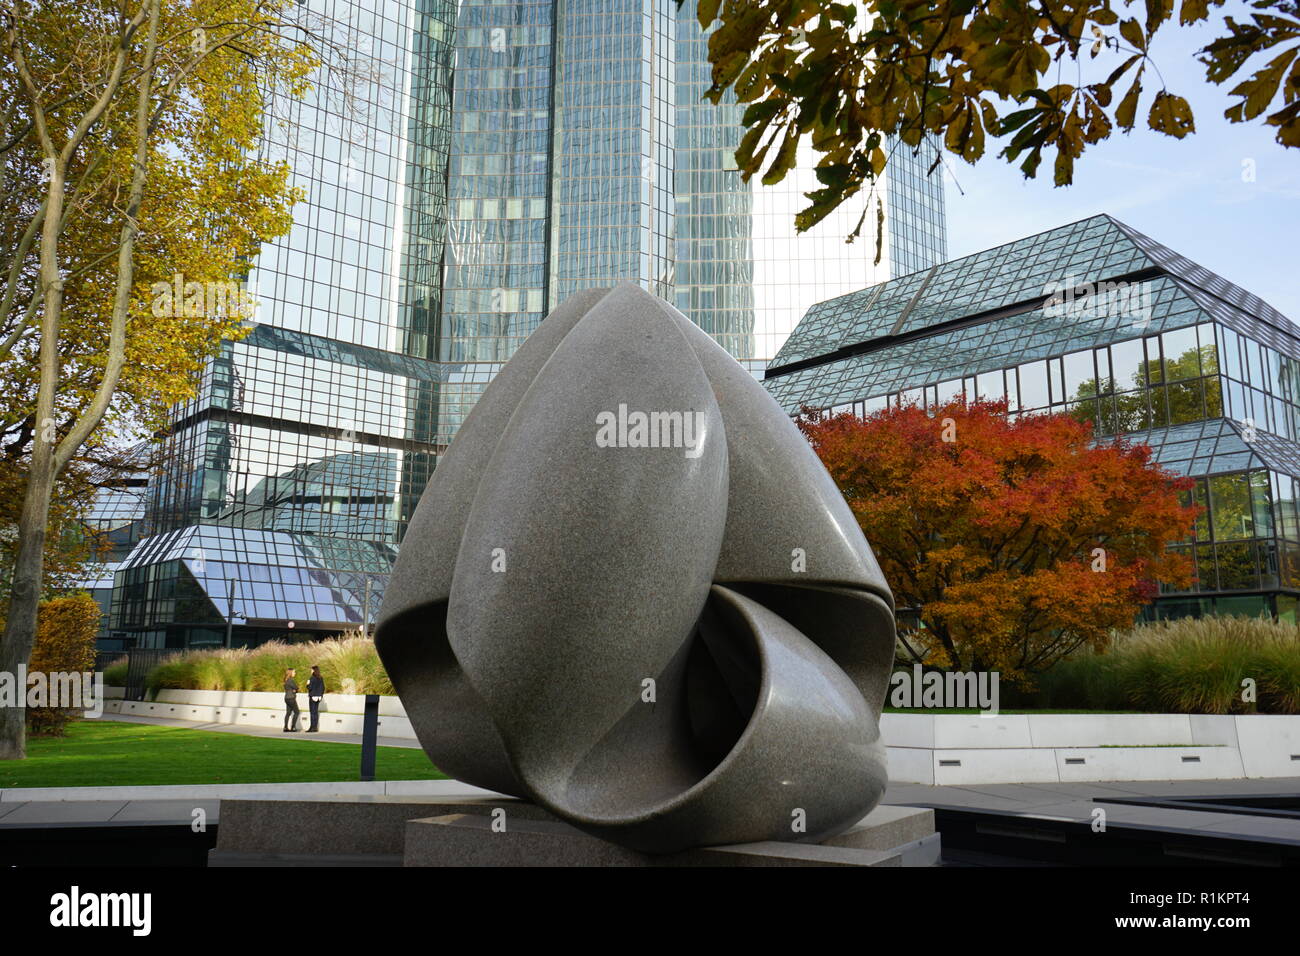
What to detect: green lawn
<box><xmin>0</xmin><ymin>720</ymin><xmax>447</xmax><ymax>789</ymax></box>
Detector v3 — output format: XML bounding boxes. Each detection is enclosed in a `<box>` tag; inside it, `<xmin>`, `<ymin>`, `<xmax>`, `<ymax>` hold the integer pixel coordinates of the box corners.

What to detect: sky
<box><xmin>940</xmin><ymin>10</ymin><xmax>1300</xmax><ymax>321</ymax></box>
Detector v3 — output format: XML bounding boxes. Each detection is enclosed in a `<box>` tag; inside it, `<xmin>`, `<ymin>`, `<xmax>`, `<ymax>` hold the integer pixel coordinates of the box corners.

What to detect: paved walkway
<box><xmin>102</xmin><ymin>712</ymin><xmax>420</xmax><ymax>749</ymax></box>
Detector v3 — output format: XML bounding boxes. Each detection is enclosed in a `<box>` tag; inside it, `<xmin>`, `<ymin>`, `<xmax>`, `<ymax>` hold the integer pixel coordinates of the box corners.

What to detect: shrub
<box><xmin>102</xmin><ymin>656</ymin><xmax>128</xmax><ymax>687</ymax></box>
<box><xmin>25</xmin><ymin>592</ymin><xmax>101</xmax><ymax>736</ymax></box>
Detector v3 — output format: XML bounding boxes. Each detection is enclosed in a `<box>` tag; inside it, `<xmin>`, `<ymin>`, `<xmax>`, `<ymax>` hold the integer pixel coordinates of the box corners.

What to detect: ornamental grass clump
<box><xmin>1036</xmin><ymin>615</ymin><xmax>1300</xmax><ymax>713</ymax></box>
<box><xmin>141</xmin><ymin>632</ymin><xmax>392</xmax><ymax>695</ymax></box>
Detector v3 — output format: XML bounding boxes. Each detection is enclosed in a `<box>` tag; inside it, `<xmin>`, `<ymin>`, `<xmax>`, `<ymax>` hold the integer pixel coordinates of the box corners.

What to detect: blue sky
<box><xmin>942</xmin><ymin>12</ymin><xmax>1300</xmax><ymax>320</ymax></box>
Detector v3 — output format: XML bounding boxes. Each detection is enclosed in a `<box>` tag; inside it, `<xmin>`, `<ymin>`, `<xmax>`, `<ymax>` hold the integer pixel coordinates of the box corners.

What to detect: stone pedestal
<box><xmin>209</xmin><ymin>788</ymin><xmax>938</xmax><ymax>867</ymax></box>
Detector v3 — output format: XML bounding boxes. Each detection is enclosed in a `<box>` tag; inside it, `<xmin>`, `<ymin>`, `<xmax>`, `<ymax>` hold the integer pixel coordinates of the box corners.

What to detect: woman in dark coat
<box><xmin>306</xmin><ymin>665</ymin><xmax>326</xmax><ymax>732</ymax></box>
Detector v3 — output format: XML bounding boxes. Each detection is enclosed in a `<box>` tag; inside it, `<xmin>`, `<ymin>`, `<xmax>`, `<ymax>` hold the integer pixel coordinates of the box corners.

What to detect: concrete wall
<box><xmin>102</xmin><ymin>695</ymin><xmax>417</xmax><ymax>740</ymax></box>
<box><xmin>882</xmin><ymin>713</ymin><xmax>1300</xmax><ymax>785</ymax></box>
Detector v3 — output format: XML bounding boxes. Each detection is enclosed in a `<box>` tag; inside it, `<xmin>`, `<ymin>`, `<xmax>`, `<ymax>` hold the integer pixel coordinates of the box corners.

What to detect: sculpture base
<box><xmin>209</xmin><ymin>789</ymin><xmax>939</xmax><ymax>868</ymax></box>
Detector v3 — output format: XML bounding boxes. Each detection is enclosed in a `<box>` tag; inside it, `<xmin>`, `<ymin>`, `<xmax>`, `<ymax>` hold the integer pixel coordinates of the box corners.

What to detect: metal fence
<box><xmin>123</xmin><ymin>648</ymin><xmax>172</xmax><ymax>701</ymax></box>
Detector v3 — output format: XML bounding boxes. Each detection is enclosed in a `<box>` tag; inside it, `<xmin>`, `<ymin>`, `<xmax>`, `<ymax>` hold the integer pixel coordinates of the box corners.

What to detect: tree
<box><xmin>688</xmin><ymin>0</ymin><xmax>1300</xmax><ymax>237</ymax></box>
<box><xmin>0</xmin><ymin>0</ymin><xmax>325</xmax><ymax>759</ymax></box>
<box><xmin>799</xmin><ymin>400</ymin><xmax>1196</xmax><ymax>685</ymax></box>
<box><xmin>0</xmin><ymin>454</ymin><xmax>105</xmax><ymax>598</ymax></box>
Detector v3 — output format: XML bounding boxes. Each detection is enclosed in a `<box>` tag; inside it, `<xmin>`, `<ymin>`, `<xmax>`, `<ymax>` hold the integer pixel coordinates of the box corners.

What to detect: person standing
<box><xmin>306</xmin><ymin>665</ymin><xmax>326</xmax><ymax>733</ymax></box>
<box><xmin>283</xmin><ymin>668</ymin><xmax>301</xmax><ymax>732</ymax></box>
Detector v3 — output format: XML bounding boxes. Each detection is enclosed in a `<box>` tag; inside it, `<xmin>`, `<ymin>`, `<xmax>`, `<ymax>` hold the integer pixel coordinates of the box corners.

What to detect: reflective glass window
<box><xmin>1210</xmin><ymin>473</ymin><xmax>1253</xmax><ymax>540</ymax></box>
<box><xmin>1221</xmin><ymin>327</ymin><xmax>1243</xmax><ymax>380</ymax></box>
<box><xmin>1250</xmin><ymin>471</ymin><xmax>1273</xmax><ymax>537</ymax></box>
<box><xmin>1017</xmin><ymin>361</ymin><xmax>1048</xmax><ymax>409</ymax></box>
<box><xmin>1215</xmin><ymin>542</ymin><xmax>1257</xmax><ymax>590</ymax></box>
<box><xmin>976</xmin><ymin>370</ymin><xmax>1003</xmax><ymax>401</ymax></box>
<box><xmin>1205</xmin><ymin>377</ymin><xmax>1224</xmax><ymax>417</ymax></box>
<box><xmin>1110</xmin><ymin>339</ymin><xmax>1145</xmax><ymax>391</ymax></box>
<box><xmin>1048</xmin><ymin>357</ymin><xmax>1065</xmax><ymax>405</ymax></box>
<box><xmin>1167</xmin><ymin>379</ymin><xmax>1203</xmax><ymax>425</ymax></box>
<box><xmin>1095</xmin><ymin>347</ymin><xmax>1112</xmax><ymax>393</ymax></box>
<box><xmin>1161</xmin><ymin>326</ymin><xmax>1199</xmax><ymax>380</ymax></box>
<box><xmin>1196</xmin><ymin>322</ymin><xmax>1219</xmax><ymax>375</ymax></box>
<box><xmin>1063</xmin><ymin>350</ymin><xmax>1095</xmax><ymax>401</ymax></box>
<box><xmin>1193</xmin><ymin>478</ymin><xmax>1210</xmax><ymax>541</ymax></box>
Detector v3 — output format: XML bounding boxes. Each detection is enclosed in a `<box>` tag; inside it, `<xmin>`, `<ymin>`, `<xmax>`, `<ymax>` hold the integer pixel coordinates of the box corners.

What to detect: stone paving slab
<box><xmin>0</xmin><ymin>800</ymin><xmax>128</xmax><ymax>824</ymax></box>
<box><xmin>106</xmin><ymin>799</ymin><xmax>223</xmax><ymax>824</ymax></box>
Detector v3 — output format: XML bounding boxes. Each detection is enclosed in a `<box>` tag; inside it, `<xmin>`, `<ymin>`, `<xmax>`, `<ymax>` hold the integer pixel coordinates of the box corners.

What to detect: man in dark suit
<box><xmin>306</xmin><ymin>665</ymin><xmax>326</xmax><ymax>733</ymax></box>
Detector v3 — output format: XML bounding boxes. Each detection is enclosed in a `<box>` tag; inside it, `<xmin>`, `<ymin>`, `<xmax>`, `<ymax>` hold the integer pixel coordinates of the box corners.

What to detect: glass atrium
<box><xmin>764</xmin><ymin>214</ymin><xmax>1300</xmax><ymax>622</ymax></box>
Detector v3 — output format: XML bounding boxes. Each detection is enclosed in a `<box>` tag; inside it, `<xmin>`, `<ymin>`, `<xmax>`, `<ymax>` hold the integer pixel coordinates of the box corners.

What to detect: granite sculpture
<box><xmin>375</xmin><ymin>283</ymin><xmax>896</xmax><ymax>853</ymax></box>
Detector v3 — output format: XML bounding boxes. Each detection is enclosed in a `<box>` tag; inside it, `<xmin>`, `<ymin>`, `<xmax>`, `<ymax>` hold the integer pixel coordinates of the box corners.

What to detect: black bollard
<box><xmin>360</xmin><ymin>693</ymin><xmax>379</xmax><ymax>781</ymax></box>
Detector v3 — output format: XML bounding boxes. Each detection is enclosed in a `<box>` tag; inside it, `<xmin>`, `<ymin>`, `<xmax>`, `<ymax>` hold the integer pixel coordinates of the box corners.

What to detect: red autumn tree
<box><xmin>799</xmin><ymin>400</ymin><xmax>1196</xmax><ymax>686</ymax></box>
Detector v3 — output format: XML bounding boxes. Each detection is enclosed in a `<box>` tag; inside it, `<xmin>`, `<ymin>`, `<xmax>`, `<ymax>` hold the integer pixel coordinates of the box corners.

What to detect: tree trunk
<box><xmin>0</xmin><ymin>456</ymin><xmax>54</xmax><ymax>759</ymax></box>
<box><xmin>0</xmin><ymin>126</ymin><xmax>65</xmax><ymax>759</ymax></box>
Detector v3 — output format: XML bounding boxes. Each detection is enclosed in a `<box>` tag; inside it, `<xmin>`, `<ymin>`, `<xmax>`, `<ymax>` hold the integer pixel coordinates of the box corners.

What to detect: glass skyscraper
<box><xmin>765</xmin><ymin>214</ymin><xmax>1300</xmax><ymax>622</ymax></box>
<box><xmin>99</xmin><ymin>0</ymin><xmax>946</xmax><ymax>649</ymax></box>
<box><xmin>673</xmin><ymin>1</ymin><xmax>947</xmax><ymax>371</ymax></box>
<box><xmin>107</xmin><ymin>1</ymin><xmax>456</xmax><ymax>648</ymax></box>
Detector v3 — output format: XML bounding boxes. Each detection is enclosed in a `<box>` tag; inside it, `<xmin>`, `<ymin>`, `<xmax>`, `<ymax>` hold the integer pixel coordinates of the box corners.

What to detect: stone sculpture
<box><xmin>375</xmin><ymin>283</ymin><xmax>895</xmax><ymax>853</ymax></box>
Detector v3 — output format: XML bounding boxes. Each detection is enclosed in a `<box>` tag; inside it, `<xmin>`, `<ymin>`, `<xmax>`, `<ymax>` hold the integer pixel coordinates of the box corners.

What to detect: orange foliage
<box><xmin>799</xmin><ymin>400</ymin><xmax>1197</xmax><ymax>686</ymax></box>
<box><xmin>24</xmin><ymin>593</ymin><xmax>100</xmax><ymax>736</ymax></box>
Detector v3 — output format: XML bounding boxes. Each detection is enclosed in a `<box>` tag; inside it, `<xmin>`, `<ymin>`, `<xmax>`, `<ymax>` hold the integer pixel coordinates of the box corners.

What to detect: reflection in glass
<box><xmin>1063</xmin><ymin>350</ymin><xmax>1094</xmax><ymax>401</ymax></box>
<box><xmin>1048</xmin><ymin>357</ymin><xmax>1065</xmax><ymax>405</ymax></box>
<box><xmin>1095</xmin><ymin>346</ymin><xmax>1113</xmax><ymax>393</ymax></box>
<box><xmin>1245</xmin><ymin>338</ymin><xmax>1261</xmax><ymax>385</ymax></box>
<box><xmin>936</xmin><ymin>379</ymin><xmax>963</xmax><ymax>406</ymax></box>
<box><xmin>1215</xmin><ymin>542</ymin><xmax>1256</xmax><ymax>590</ymax></box>
<box><xmin>1194</xmin><ymin>479</ymin><xmax>1210</xmax><ymax>541</ymax></box>
<box><xmin>976</xmin><ymin>370</ymin><xmax>1002</xmax><ymax>401</ymax></box>
<box><xmin>1017</xmin><ymin>360</ymin><xmax>1048</xmax><ymax>409</ymax></box>
<box><xmin>1210</xmin><ymin>473</ymin><xmax>1253</xmax><ymax>540</ymax></box>
<box><xmin>1205</xmin><ymin>377</ymin><xmax>1224</xmax><ymax>417</ymax></box>
<box><xmin>1167</xmin><ymin>379</ymin><xmax>1203</xmax><ymax>425</ymax></box>
<box><xmin>1110</xmin><ymin>338</ymin><xmax>1145</xmax><ymax>391</ymax></box>
<box><xmin>1196</xmin><ymin>322</ymin><xmax>1218</xmax><ymax>374</ymax></box>
<box><xmin>1145</xmin><ymin>337</ymin><xmax>1163</xmax><ymax>385</ymax></box>
<box><xmin>1150</xmin><ymin>384</ymin><xmax>1169</xmax><ymax>428</ymax></box>
<box><xmin>1250</xmin><ymin>471</ymin><xmax>1273</xmax><ymax>537</ymax></box>
<box><xmin>1196</xmin><ymin>544</ymin><xmax>1216</xmax><ymax>591</ymax></box>
<box><xmin>1161</xmin><ymin>326</ymin><xmax>1199</xmax><ymax>380</ymax></box>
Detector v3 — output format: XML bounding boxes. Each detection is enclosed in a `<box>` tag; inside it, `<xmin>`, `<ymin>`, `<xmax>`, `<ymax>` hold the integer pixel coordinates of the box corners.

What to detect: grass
<box><xmin>0</xmin><ymin>720</ymin><xmax>447</xmax><ymax>789</ymax></box>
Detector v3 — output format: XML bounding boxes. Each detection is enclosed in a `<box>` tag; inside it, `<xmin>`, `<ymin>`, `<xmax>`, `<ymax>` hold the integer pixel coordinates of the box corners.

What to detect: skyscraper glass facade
<box><xmin>98</xmin><ymin>0</ymin><xmax>946</xmax><ymax>649</ymax></box>
<box><xmin>673</xmin><ymin>3</ymin><xmax>949</xmax><ymax>369</ymax></box>
<box><xmin>764</xmin><ymin>214</ymin><xmax>1300</xmax><ymax>622</ymax></box>
<box><xmin>885</xmin><ymin>139</ymin><xmax>949</xmax><ymax>277</ymax></box>
<box><xmin>107</xmin><ymin>0</ymin><xmax>456</xmax><ymax>648</ymax></box>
